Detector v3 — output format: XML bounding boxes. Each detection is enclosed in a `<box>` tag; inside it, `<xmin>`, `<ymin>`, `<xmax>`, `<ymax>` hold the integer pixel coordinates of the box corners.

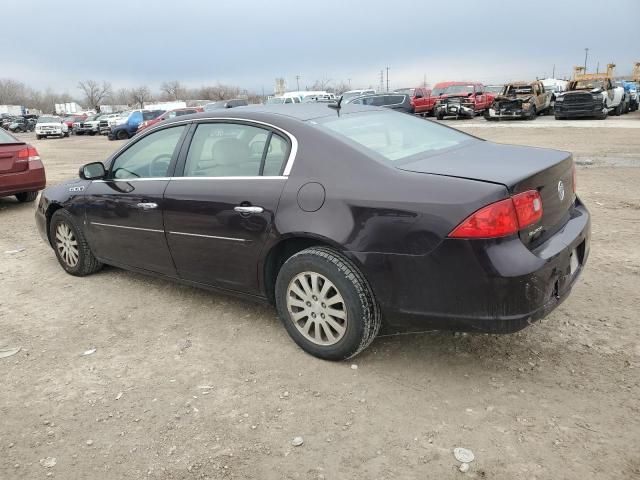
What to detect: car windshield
<box><xmin>37</xmin><ymin>116</ymin><xmax>60</xmax><ymax>123</ymax></box>
<box><xmin>442</xmin><ymin>85</ymin><xmax>475</xmax><ymax>95</ymax></box>
<box><xmin>266</xmin><ymin>97</ymin><xmax>286</xmax><ymax>104</ymax></box>
<box><xmin>485</xmin><ymin>85</ymin><xmax>503</xmax><ymax>93</ymax></box>
<box><xmin>505</xmin><ymin>85</ymin><xmax>533</xmax><ymax>95</ymax></box>
<box><xmin>572</xmin><ymin>80</ymin><xmax>605</xmax><ymax>90</ymax></box>
<box><xmin>313</xmin><ymin>110</ymin><xmax>474</xmax><ymax>163</ymax></box>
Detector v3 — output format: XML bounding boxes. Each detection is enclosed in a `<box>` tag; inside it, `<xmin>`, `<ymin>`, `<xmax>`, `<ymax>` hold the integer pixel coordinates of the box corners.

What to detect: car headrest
<box><xmin>211</xmin><ymin>138</ymin><xmax>250</xmax><ymax>165</ymax></box>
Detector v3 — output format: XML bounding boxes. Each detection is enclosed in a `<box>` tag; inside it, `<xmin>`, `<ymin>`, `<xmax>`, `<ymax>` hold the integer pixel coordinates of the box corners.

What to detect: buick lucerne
<box><xmin>35</xmin><ymin>105</ymin><xmax>590</xmax><ymax>360</ymax></box>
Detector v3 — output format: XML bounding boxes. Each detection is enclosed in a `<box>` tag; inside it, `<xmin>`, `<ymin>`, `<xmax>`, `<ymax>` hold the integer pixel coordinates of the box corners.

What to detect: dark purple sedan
<box><xmin>35</xmin><ymin>104</ymin><xmax>590</xmax><ymax>360</ymax></box>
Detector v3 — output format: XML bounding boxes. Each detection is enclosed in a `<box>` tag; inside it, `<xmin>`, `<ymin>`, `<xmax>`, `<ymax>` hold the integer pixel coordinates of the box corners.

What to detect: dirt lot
<box><xmin>1</xmin><ymin>114</ymin><xmax>640</xmax><ymax>479</ymax></box>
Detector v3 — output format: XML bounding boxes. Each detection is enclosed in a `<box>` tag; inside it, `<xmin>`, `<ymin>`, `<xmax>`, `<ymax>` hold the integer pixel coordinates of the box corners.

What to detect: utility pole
<box><xmin>348</xmin><ymin>78</ymin><xmax>351</xmax><ymax>87</ymax></box>
<box><xmin>295</xmin><ymin>75</ymin><xmax>300</xmax><ymax>91</ymax></box>
<box><xmin>596</xmin><ymin>61</ymin><xmax>600</xmax><ymax>73</ymax></box>
<box><xmin>552</xmin><ymin>64</ymin><xmax>555</xmax><ymax>78</ymax></box>
<box><xmin>423</xmin><ymin>74</ymin><xmax>427</xmax><ymax>87</ymax></box>
<box><xmin>386</xmin><ymin>66</ymin><xmax>390</xmax><ymax>92</ymax></box>
<box><xmin>584</xmin><ymin>48</ymin><xmax>589</xmax><ymax>71</ymax></box>
<box><xmin>379</xmin><ymin>70</ymin><xmax>384</xmax><ymax>92</ymax></box>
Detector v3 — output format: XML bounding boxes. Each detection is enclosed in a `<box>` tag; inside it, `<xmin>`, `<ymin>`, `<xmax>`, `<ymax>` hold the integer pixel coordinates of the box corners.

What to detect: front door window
<box><xmin>110</xmin><ymin>125</ymin><xmax>186</xmax><ymax>179</ymax></box>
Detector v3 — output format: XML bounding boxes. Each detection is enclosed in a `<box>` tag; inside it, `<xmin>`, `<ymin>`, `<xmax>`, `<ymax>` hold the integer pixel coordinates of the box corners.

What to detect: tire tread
<box><xmin>284</xmin><ymin>246</ymin><xmax>381</xmax><ymax>359</ymax></box>
<box><xmin>50</xmin><ymin>209</ymin><xmax>103</xmax><ymax>276</ymax></box>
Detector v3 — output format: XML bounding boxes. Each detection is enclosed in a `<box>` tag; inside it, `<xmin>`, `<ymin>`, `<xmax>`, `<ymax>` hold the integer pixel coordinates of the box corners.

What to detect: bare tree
<box><xmin>197</xmin><ymin>83</ymin><xmax>241</xmax><ymax>101</ymax></box>
<box><xmin>332</xmin><ymin>81</ymin><xmax>351</xmax><ymax>95</ymax></box>
<box><xmin>111</xmin><ymin>88</ymin><xmax>131</xmax><ymax>106</ymax></box>
<box><xmin>130</xmin><ymin>86</ymin><xmax>152</xmax><ymax>108</ymax></box>
<box><xmin>0</xmin><ymin>79</ymin><xmax>28</xmax><ymax>104</ymax></box>
<box><xmin>77</xmin><ymin>80</ymin><xmax>112</xmax><ymax>110</ymax></box>
<box><xmin>310</xmin><ymin>78</ymin><xmax>333</xmax><ymax>91</ymax></box>
<box><xmin>159</xmin><ymin>80</ymin><xmax>184</xmax><ymax>101</ymax></box>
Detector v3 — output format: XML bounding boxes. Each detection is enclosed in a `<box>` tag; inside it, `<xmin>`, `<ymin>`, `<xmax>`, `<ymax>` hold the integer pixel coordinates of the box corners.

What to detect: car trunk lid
<box><xmin>398</xmin><ymin>141</ymin><xmax>575</xmax><ymax>247</ymax></box>
<box><xmin>0</xmin><ymin>140</ymin><xmax>29</xmax><ymax>174</ymax></box>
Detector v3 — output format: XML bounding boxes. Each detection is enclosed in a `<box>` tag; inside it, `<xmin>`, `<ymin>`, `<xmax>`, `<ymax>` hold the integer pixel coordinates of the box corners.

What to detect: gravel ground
<box><xmin>1</xmin><ymin>113</ymin><xmax>639</xmax><ymax>479</ymax></box>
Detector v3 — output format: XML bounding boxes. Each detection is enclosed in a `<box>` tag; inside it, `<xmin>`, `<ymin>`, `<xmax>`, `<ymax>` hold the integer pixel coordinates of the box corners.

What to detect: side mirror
<box><xmin>79</xmin><ymin>162</ymin><xmax>106</xmax><ymax>180</ymax></box>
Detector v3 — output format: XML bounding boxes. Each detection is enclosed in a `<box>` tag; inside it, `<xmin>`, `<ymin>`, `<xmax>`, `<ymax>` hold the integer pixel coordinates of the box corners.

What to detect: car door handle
<box><xmin>234</xmin><ymin>205</ymin><xmax>264</xmax><ymax>214</ymax></box>
<box><xmin>136</xmin><ymin>202</ymin><xmax>158</xmax><ymax>210</ymax></box>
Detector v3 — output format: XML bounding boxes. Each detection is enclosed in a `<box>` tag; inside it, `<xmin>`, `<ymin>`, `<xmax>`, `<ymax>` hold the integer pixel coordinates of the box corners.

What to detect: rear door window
<box><xmin>183</xmin><ymin>123</ymin><xmax>289</xmax><ymax>177</ymax></box>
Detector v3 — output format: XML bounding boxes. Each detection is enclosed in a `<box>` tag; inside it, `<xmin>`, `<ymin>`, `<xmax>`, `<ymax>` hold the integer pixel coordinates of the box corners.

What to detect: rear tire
<box><xmin>275</xmin><ymin>247</ymin><xmax>381</xmax><ymax>360</ymax></box>
<box><xmin>49</xmin><ymin>209</ymin><xmax>103</xmax><ymax>276</ymax></box>
<box><xmin>36</xmin><ymin>134</ymin><xmax>42</xmax><ymax>140</ymax></box>
<box><xmin>15</xmin><ymin>191</ymin><xmax>38</xmax><ymax>202</ymax></box>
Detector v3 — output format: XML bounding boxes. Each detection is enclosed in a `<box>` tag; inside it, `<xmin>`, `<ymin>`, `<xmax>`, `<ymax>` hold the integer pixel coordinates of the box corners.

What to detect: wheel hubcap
<box><xmin>55</xmin><ymin>222</ymin><xmax>79</xmax><ymax>267</ymax></box>
<box><xmin>286</xmin><ymin>272</ymin><xmax>347</xmax><ymax>346</ymax></box>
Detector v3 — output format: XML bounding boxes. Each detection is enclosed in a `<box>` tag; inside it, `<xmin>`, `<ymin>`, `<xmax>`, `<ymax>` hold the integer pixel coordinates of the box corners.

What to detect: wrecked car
<box><xmin>434</xmin><ymin>83</ymin><xmax>494</xmax><ymax>119</ymax></box>
<box><xmin>485</xmin><ymin>81</ymin><xmax>552</xmax><ymax>120</ymax></box>
<box><xmin>554</xmin><ymin>64</ymin><xmax>624</xmax><ymax>120</ymax></box>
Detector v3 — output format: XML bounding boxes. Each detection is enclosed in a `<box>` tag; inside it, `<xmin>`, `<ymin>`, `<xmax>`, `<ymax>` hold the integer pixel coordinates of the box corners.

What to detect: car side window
<box><xmin>184</xmin><ymin>123</ymin><xmax>288</xmax><ymax>177</ymax></box>
<box><xmin>110</xmin><ymin>125</ymin><xmax>186</xmax><ymax>179</ymax></box>
<box><xmin>262</xmin><ymin>134</ymin><xmax>289</xmax><ymax>176</ymax></box>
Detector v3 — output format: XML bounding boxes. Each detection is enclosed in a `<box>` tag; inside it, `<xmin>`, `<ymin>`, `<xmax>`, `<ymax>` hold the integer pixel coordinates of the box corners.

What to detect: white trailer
<box><xmin>0</xmin><ymin>105</ymin><xmax>24</xmax><ymax>115</ymax></box>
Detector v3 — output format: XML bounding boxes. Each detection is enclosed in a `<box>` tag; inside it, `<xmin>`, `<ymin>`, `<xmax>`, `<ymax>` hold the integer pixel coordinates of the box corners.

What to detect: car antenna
<box><xmin>328</xmin><ymin>95</ymin><xmax>343</xmax><ymax>111</ymax></box>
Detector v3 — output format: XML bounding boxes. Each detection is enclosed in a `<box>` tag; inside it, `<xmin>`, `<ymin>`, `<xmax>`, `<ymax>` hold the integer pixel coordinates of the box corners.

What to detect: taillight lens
<box><xmin>449</xmin><ymin>190</ymin><xmax>543</xmax><ymax>239</ymax></box>
<box><xmin>511</xmin><ymin>190</ymin><xmax>543</xmax><ymax>229</ymax></box>
<box><xmin>17</xmin><ymin>146</ymin><xmax>41</xmax><ymax>162</ymax></box>
<box><xmin>449</xmin><ymin>198</ymin><xmax>519</xmax><ymax>238</ymax></box>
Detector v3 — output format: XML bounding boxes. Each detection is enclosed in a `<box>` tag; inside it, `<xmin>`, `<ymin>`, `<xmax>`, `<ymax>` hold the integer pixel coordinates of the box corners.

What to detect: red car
<box><xmin>394</xmin><ymin>87</ymin><xmax>432</xmax><ymax>114</ymax></box>
<box><xmin>63</xmin><ymin>114</ymin><xmax>87</xmax><ymax>131</ymax></box>
<box><xmin>395</xmin><ymin>84</ymin><xmax>453</xmax><ymax>115</ymax></box>
<box><xmin>137</xmin><ymin>107</ymin><xmax>203</xmax><ymax>133</ymax></box>
<box><xmin>0</xmin><ymin>129</ymin><xmax>46</xmax><ymax>202</ymax></box>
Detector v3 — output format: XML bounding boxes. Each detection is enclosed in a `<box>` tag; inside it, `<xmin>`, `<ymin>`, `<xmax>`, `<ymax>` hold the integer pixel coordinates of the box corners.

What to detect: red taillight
<box><xmin>449</xmin><ymin>198</ymin><xmax>519</xmax><ymax>238</ymax></box>
<box><xmin>512</xmin><ymin>190</ymin><xmax>543</xmax><ymax>229</ymax></box>
<box><xmin>17</xmin><ymin>146</ymin><xmax>41</xmax><ymax>162</ymax></box>
<box><xmin>449</xmin><ymin>190</ymin><xmax>543</xmax><ymax>239</ymax></box>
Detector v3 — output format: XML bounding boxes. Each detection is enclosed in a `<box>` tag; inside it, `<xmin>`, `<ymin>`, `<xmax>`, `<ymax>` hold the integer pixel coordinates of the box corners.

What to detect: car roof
<box><xmin>160</xmin><ymin>103</ymin><xmax>388</xmax><ymax>125</ymax></box>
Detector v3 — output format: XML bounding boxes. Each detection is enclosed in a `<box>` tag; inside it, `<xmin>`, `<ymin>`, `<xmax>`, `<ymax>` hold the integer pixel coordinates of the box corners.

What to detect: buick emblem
<box><xmin>557</xmin><ymin>181</ymin><xmax>565</xmax><ymax>201</ymax></box>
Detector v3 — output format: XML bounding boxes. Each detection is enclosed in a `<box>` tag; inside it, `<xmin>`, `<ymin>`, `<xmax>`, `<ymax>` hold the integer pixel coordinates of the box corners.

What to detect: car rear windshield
<box><xmin>313</xmin><ymin>110</ymin><xmax>474</xmax><ymax>163</ymax></box>
<box><xmin>505</xmin><ymin>85</ymin><xmax>533</xmax><ymax>95</ymax></box>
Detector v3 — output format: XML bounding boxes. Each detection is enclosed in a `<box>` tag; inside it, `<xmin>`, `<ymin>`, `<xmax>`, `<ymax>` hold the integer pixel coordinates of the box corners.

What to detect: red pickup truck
<box><xmin>395</xmin><ymin>85</ymin><xmax>450</xmax><ymax>115</ymax></box>
<box><xmin>434</xmin><ymin>82</ymin><xmax>495</xmax><ymax>119</ymax></box>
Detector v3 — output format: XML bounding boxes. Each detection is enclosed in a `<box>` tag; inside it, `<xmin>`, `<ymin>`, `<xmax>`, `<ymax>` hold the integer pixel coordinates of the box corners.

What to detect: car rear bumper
<box><xmin>349</xmin><ymin>197</ymin><xmax>591</xmax><ymax>334</ymax></box>
<box><xmin>0</xmin><ymin>160</ymin><xmax>46</xmax><ymax>197</ymax></box>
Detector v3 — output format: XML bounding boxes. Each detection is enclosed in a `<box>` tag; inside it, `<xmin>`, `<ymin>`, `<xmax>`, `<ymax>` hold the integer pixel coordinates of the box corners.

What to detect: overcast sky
<box><xmin>2</xmin><ymin>0</ymin><xmax>639</xmax><ymax>95</ymax></box>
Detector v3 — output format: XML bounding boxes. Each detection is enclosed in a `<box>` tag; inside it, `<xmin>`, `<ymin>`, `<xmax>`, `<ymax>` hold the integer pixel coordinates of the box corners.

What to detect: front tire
<box><xmin>275</xmin><ymin>247</ymin><xmax>381</xmax><ymax>360</ymax></box>
<box><xmin>116</xmin><ymin>129</ymin><xmax>129</xmax><ymax>140</ymax></box>
<box><xmin>49</xmin><ymin>209</ymin><xmax>103</xmax><ymax>276</ymax></box>
<box><xmin>15</xmin><ymin>191</ymin><xmax>38</xmax><ymax>202</ymax></box>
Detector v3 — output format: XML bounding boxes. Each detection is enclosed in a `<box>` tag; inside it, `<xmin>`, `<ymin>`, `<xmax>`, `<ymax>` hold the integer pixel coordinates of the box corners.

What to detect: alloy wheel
<box><xmin>55</xmin><ymin>222</ymin><xmax>79</xmax><ymax>267</ymax></box>
<box><xmin>286</xmin><ymin>271</ymin><xmax>347</xmax><ymax>346</ymax></box>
